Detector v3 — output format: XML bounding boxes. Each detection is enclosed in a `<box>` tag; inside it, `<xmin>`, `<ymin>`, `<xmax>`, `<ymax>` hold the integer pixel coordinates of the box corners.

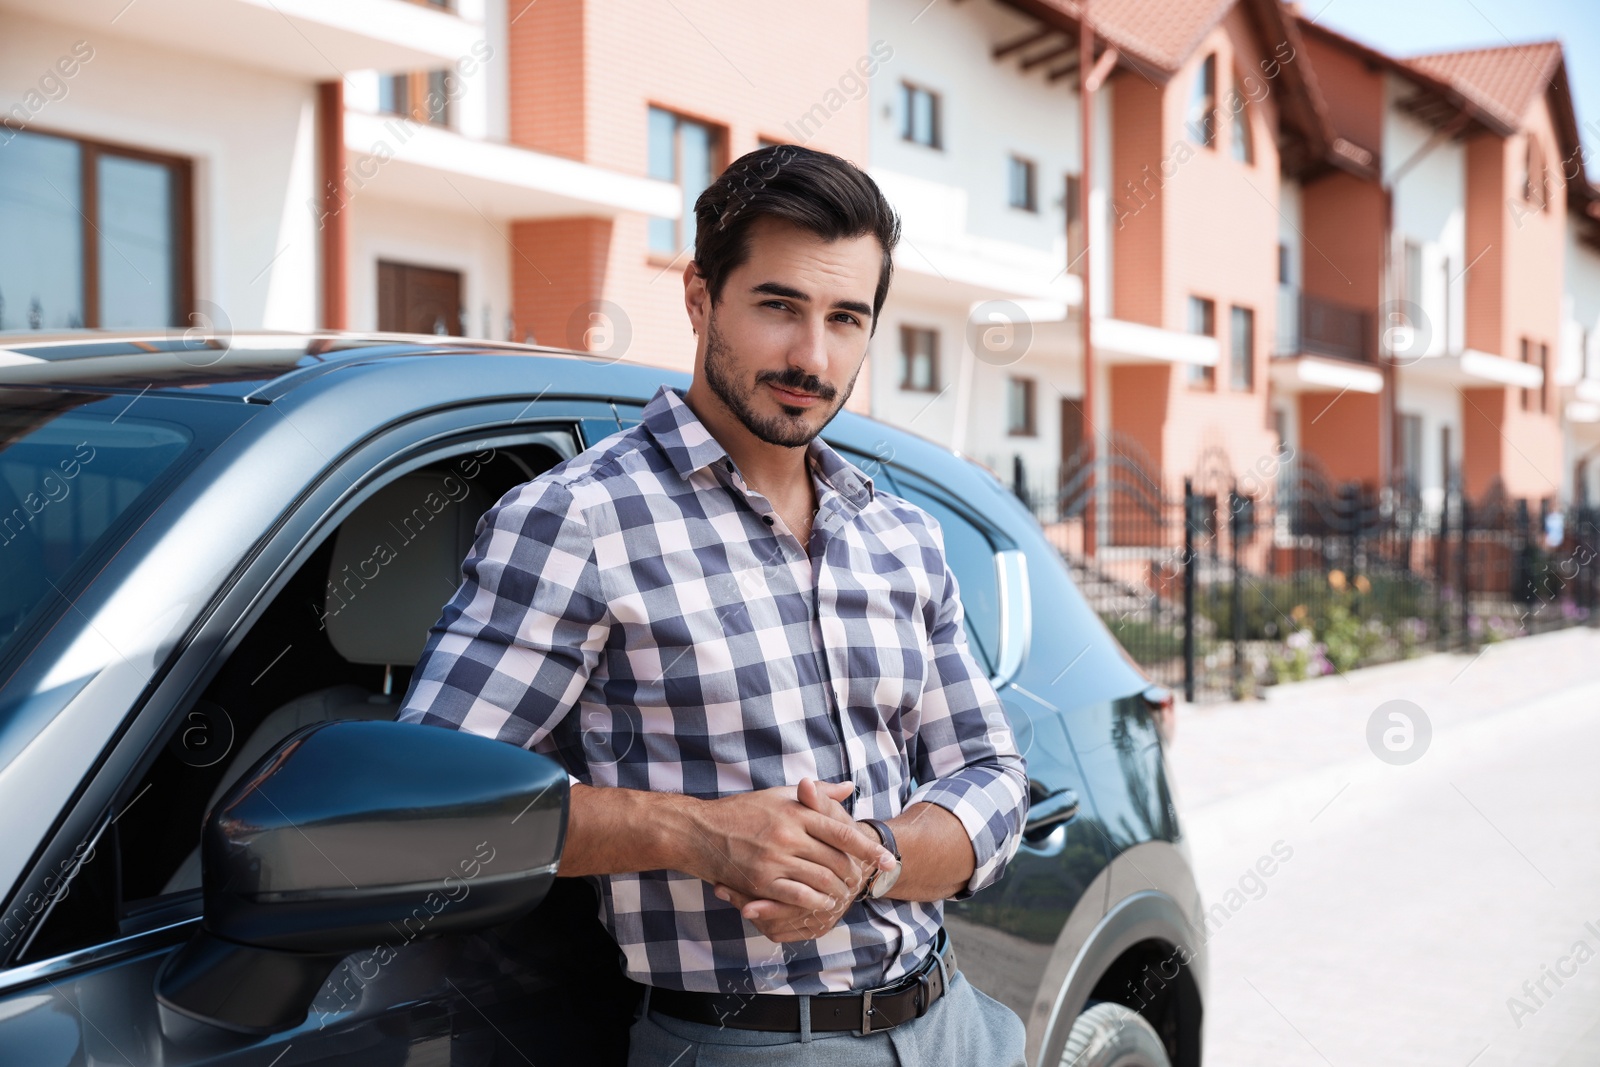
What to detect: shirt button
<box><xmin>762</xmin><ymin>514</ymin><xmax>775</xmax><ymax>526</ymax></box>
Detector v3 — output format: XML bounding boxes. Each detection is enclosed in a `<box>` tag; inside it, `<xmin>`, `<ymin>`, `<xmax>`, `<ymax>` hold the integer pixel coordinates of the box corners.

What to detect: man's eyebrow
<box><xmin>750</xmin><ymin>281</ymin><xmax>873</xmax><ymax>319</ymax></box>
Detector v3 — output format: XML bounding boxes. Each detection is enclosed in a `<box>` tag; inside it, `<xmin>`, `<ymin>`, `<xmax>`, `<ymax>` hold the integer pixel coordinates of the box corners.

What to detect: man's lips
<box><xmin>767</xmin><ymin>382</ymin><xmax>824</xmax><ymax>406</ymax></box>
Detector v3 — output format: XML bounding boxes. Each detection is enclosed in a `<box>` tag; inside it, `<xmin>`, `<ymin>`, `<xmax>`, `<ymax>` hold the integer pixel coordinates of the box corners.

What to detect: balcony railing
<box><xmin>1275</xmin><ymin>286</ymin><xmax>1373</xmax><ymax>363</ymax></box>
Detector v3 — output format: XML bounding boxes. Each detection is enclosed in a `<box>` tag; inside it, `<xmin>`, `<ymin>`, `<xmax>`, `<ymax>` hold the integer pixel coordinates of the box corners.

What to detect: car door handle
<box><xmin>1023</xmin><ymin>784</ymin><xmax>1080</xmax><ymax>844</ymax></box>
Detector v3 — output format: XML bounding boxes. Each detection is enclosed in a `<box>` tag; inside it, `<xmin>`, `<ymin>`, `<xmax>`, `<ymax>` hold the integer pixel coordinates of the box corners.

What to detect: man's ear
<box><xmin>683</xmin><ymin>261</ymin><xmax>708</xmax><ymax>334</ymax></box>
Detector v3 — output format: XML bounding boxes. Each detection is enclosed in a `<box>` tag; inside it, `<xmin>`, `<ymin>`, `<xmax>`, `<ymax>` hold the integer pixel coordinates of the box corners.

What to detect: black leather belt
<box><xmin>648</xmin><ymin>929</ymin><xmax>958</xmax><ymax>1036</ymax></box>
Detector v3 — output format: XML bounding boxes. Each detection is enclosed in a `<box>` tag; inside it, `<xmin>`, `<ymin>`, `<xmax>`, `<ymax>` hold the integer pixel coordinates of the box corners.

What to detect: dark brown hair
<box><xmin>691</xmin><ymin>145</ymin><xmax>901</xmax><ymax>335</ymax></box>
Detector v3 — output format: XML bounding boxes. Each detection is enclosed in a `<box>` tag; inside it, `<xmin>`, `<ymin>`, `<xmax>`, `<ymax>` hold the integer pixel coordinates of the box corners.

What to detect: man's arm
<box><xmin>889</xmin><ymin>538</ymin><xmax>1029</xmax><ymax>901</ymax></box>
<box><xmin>398</xmin><ymin>478</ymin><xmax>890</xmax><ymax>909</ymax></box>
<box><xmin>564</xmin><ymin>780</ymin><xmax>894</xmax><ymax>914</ymax></box>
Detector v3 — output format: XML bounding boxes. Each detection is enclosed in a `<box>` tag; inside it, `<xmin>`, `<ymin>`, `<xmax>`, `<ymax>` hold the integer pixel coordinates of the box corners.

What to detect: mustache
<box><xmin>756</xmin><ymin>368</ymin><xmax>837</xmax><ymax>401</ymax></box>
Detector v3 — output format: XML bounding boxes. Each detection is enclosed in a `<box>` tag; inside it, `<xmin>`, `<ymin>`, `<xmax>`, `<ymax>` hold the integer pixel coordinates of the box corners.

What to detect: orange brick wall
<box><xmin>1299</xmin><ymin>26</ymin><xmax>1384</xmax><ymax>158</ymax></box>
<box><xmin>1298</xmin><ymin>390</ymin><xmax>1381</xmax><ymax>486</ymax></box>
<box><xmin>1110</xmin><ymin>70</ymin><xmax>1164</xmax><ymax>327</ymax></box>
<box><xmin>1138</xmin><ymin>8</ymin><xmax>1281</xmax><ymax>484</ymax></box>
<box><xmin>508</xmin><ymin>0</ymin><xmax>586</xmax><ymax>160</ymax></box>
<box><xmin>1460</xmin><ymin>94</ymin><xmax>1564</xmax><ymax>500</ymax></box>
<box><xmin>506</xmin><ymin>0</ymin><xmax>874</xmax><ymax>410</ymax></box>
<box><xmin>509</xmin><ymin>217</ymin><xmax>613</xmax><ymax>349</ymax></box>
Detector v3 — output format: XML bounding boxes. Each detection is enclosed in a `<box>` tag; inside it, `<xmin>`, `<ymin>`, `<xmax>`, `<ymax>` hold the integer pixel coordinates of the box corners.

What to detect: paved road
<box><xmin>1166</xmin><ymin>626</ymin><xmax>1600</xmax><ymax>1067</ymax></box>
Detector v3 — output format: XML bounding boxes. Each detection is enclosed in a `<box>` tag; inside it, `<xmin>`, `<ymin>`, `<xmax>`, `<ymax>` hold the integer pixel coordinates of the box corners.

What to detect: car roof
<box><xmin>0</xmin><ymin>330</ymin><xmax>644</xmax><ymax>400</ymax></box>
<box><xmin>0</xmin><ymin>328</ymin><xmax>1009</xmax><ymax>493</ymax></box>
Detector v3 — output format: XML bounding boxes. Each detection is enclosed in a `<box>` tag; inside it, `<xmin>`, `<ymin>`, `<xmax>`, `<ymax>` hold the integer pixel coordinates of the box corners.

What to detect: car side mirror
<box><xmin>155</xmin><ymin>719</ymin><xmax>568</xmax><ymax>1035</ymax></box>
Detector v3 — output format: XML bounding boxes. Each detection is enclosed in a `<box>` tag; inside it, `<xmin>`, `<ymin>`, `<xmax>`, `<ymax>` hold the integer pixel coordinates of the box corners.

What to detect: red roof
<box><xmin>1405</xmin><ymin>41</ymin><xmax>1563</xmax><ymax>131</ymax></box>
<box><xmin>1081</xmin><ymin>0</ymin><xmax>1237</xmax><ymax>72</ymax></box>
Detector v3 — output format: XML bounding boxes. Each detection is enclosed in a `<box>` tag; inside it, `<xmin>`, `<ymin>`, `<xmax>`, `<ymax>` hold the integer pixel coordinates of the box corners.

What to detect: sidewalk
<box><xmin>1165</xmin><ymin>625</ymin><xmax>1600</xmax><ymax>812</ymax></box>
<box><xmin>1166</xmin><ymin>623</ymin><xmax>1600</xmax><ymax>1066</ymax></box>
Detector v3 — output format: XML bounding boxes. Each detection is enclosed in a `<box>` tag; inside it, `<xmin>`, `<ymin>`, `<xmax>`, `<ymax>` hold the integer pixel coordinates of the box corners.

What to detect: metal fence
<box><xmin>1007</xmin><ymin>444</ymin><xmax>1600</xmax><ymax>702</ymax></box>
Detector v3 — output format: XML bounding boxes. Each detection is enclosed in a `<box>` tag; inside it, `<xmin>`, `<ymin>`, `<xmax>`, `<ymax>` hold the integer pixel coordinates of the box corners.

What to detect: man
<box><xmin>397</xmin><ymin>144</ymin><xmax>1029</xmax><ymax>1064</ymax></box>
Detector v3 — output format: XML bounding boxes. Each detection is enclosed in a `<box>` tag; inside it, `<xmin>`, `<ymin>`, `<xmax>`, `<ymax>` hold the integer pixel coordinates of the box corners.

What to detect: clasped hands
<box><xmin>687</xmin><ymin>777</ymin><xmax>897</xmax><ymax>944</ymax></box>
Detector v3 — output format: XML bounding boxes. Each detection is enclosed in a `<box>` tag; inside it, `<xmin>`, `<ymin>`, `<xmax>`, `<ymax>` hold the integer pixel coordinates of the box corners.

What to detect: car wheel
<box><xmin>1058</xmin><ymin>1001</ymin><xmax>1172</xmax><ymax>1067</ymax></box>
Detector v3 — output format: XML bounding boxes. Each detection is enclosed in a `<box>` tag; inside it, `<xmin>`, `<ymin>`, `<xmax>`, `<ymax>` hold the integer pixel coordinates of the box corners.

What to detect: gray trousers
<box><xmin>625</xmin><ymin>969</ymin><xmax>1028</xmax><ymax>1066</ymax></box>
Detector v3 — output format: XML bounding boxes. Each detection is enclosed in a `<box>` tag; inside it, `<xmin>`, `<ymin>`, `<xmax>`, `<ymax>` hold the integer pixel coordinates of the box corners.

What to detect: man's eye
<box><xmin>762</xmin><ymin>300</ymin><xmax>790</xmax><ymax>311</ymax></box>
<box><xmin>834</xmin><ymin>314</ymin><xmax>862</xmax><ymax>326</ymax></box>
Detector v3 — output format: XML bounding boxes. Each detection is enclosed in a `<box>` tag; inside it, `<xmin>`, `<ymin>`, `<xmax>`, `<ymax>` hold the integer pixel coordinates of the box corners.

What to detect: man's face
<box><xmin>684</xmin><ymin>216</ymin><xmax>881</xmax><ymax>449</ymax></box>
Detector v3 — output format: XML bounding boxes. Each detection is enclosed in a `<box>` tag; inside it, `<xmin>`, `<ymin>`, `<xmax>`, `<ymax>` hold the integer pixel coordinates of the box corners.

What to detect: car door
<box><xmin>0</xmin><ymin>398</ymin><xmax>639</xmax><ymax>1067</ymax></box>
<box><xmin>883</xmin><ymin>465</ymin><xmax>1112</xmax><ymax>1037</ymax></box>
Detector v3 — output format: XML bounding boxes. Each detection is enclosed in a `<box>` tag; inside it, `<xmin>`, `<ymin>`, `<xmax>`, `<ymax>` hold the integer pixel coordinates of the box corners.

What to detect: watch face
<box><xmin>869</xmin><ymin>858</ymin><xmax>902</xmax><ymax>898</ymax></box>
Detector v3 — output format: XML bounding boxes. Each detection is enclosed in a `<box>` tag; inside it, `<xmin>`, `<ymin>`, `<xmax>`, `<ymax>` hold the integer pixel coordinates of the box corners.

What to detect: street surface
<box><xmin>1168</xmin><ymin>627</ymin><xmax>1600</xmax><ymax>1066</ymax></box>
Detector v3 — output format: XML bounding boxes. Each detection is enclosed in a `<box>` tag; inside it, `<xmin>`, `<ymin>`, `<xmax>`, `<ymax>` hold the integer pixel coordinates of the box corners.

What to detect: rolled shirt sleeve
<box><xmin>902</xmin><ymin>534</ymin><xmax>1030</xmax><ymax>900</ymax></box>
<box><xmin>396</xmin><ymin>477</ymin><xmax>611</xmax><ymax>788</ymax></box>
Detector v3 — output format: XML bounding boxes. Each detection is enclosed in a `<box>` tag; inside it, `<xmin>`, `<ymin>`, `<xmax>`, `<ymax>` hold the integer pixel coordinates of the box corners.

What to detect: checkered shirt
<box><xmin>396</xmin><ymin>384</ymin><xmax>1028</xmax><ymax>994</ymax></box>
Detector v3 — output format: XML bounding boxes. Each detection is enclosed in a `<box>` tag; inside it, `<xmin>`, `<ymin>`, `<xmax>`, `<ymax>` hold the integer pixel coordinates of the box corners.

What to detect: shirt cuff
<box><xmin>903</xmin><ymin>765</ymin><xmax>1027</xmax><ymax>900</ymax></box>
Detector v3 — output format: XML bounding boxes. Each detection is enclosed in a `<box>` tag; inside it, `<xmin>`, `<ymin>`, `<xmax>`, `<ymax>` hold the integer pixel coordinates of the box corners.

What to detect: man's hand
<box><xmin>683</xmin><ymin>777</ymin><xmax>893</xmax><ymax>925</ymax></box>
<box><xmin>710</xmin><ymin>777</ymin><xmax>886</xmax><ymax>943</ymax></box>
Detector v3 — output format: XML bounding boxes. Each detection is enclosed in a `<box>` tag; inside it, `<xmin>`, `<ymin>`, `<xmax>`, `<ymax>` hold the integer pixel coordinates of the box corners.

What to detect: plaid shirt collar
<box><xmin>640</xmin><ymin>384</ymin><xmax>876</xmax><ymax>513</ymax></box>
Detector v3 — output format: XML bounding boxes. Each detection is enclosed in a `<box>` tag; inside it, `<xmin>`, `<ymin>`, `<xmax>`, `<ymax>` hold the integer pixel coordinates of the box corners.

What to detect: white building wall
<box><xmin>0</xmin><ymin>11</ymin><xmax>321</xmax><ymax>331</ymax></box>
<box><xmin>1383</xmin><ymin>75</ymin><xmax>1466</xmax><ymax>359</ymax></box>
<box><xmin>348</xmin><ymin>196</ymin><xmax>511</xmax><ymax>339</ymax></box>
<box><xmin>867</xmin><ymin>0</ymin><xmax>1089</xmax><ymax>483</ymax></box>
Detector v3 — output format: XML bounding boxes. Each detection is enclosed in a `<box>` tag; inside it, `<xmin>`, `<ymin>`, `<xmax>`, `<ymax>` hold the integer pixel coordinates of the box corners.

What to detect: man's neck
<box><xmin>681</xmin><ymin>386</ymin><xmax>813</xmax><ymax>503</ymax></box>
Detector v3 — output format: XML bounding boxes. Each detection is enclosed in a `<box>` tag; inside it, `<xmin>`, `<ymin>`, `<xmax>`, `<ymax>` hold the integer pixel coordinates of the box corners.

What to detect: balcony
<box><xmin>1275</xmin><ymin>286</ymin><xmax>1373</xmax><ymax>363</ymax></box>
<box><xmin>2</xmin><ymin>0</ymin><xmax>483</xmax><ymax>79</ymax></box>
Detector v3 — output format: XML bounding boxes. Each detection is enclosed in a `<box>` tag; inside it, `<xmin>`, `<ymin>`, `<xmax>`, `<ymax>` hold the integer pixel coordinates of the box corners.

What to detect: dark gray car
<box><xmin>0</xmin><ymin>332</ymin><xmax>1205</xmax><ymax>1066</ymax></box>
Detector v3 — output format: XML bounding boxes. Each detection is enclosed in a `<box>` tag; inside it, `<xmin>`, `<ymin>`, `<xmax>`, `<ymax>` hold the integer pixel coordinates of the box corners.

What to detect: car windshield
<box><xmin>0</xmin><ymin>390</ymin><xmax>220</xmax><ymax>672</ymax></box>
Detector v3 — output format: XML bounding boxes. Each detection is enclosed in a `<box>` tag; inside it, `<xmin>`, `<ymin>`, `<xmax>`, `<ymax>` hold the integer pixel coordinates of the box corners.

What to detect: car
<box><xmin>0</xmin><ymin>331</ymin><xmax>1205</xmax><ymax>1066</ymax></box>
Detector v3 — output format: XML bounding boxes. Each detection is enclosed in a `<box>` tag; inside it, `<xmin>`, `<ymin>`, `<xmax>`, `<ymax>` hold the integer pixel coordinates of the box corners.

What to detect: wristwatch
<box><xmin>857</xmin><ymin>818</ymin><xmax>902</xmax><ymax>900</ymax></box>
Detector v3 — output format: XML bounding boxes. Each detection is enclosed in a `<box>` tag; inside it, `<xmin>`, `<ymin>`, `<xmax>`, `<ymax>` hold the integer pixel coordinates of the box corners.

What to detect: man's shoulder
<box><xmin>858</xmin><ymin>485</ymin><xmax>945</xmax><ymax>546</ymax></box>
<box><xmin>493</xmin><ymin>422</ymin><xmax>669</xmax><ymax>517</ymax></box>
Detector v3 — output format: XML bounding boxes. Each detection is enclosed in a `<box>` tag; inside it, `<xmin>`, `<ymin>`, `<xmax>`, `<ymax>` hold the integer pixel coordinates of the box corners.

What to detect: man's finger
<box><xmin>805</xmin><ymin>811</ymin><xmax>893</xmax><ymax>869</ymax></box>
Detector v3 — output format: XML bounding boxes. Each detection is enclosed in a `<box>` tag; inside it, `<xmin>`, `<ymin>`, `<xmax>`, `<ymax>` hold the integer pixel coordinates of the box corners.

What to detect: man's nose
<box><xmin>788</xmin><ymin>314</ymin><xmax>830</xmax><ymax>379</ymax></box>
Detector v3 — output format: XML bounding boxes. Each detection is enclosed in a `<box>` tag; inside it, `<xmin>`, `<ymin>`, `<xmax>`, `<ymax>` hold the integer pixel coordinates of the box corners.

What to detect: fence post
<box><xmin>1458</xmin><ymin>493</ymin><xmax>1472</xmax><ymax>649</ymax></box>
<box><xmin>1230</xmin><ymin>483</ymin><xmax>1245</xmax><ymax>701</ymax></box>
<box><xmin>1435</xmin><ymin>487</ymin><xmax>1450</xmax><ymax>652</ymax></box>
<box><xmin>1183</xmin><ymin>476</ymin><xmax>1197</xmax><ymax>703</ymax></box>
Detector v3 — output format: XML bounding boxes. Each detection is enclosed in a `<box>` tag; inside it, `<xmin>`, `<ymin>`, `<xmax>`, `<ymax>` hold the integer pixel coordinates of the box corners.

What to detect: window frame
<box><xmin>1008</xmin><ymin>154</ymin><xmax>1038</xmax><ymax>212</ymax></box>
<box><xmin>900</xmin><ymin>82</ymin><xmax>942</xmax><ymax>149</ymax></box>
<box><xmin>1006</xmin><ymin>375</ymin><xmax>1037</xmax><ymax>437</ymax></box>
<box><xmin>899</xmin><ymin>325</ymin><xmax>941</xmax><ymax>393</ymax></box>
<box><xmin>1185</xmin><ymin>53</ymin><xmax>1217</xmax><ymax>149</ymax></box>
<box><xmin>647</xmin><ymin>105</ymin><xmax>727</xmax><ymax>258</ymax></box>
<box><xmin>1187</xmin><ymin>295</ymin><xmax>1217</xmax><ymax>390</ymax></box>
<box><xmin>1230</xmin><ymin>304</ymin><xmax>1255</xmax><ymax>391</ymax></box>
<box><xmin>0</xmin><ymin>125</ymin><xmax>194</xmax><ymax>330</ymax></box>
<box><xmin>1228</xmin><ymin>66</ymin><xmax>1254</xmax><ymax>164</ymax></box>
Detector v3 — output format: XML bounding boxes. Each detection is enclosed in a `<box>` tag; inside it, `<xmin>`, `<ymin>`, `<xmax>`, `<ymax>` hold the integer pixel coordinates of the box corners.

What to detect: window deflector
<box><xmin>990</xmin><ymin>549</ymin><xmax>1031</xmax><ymax>689</ymax></box>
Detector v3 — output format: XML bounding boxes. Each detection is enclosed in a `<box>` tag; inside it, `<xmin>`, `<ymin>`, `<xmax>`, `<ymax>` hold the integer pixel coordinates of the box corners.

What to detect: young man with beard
<box><xmin>397</xmin><ymin>144</ymin><xmax>1028</xmax><ymax>1065</ymax></box>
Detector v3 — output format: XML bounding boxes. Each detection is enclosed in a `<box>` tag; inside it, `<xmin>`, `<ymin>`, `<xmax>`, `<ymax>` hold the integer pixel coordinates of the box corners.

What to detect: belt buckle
<box><xmin>859</xmin><ymin>987</ymin><xmax>878</xmax><ymax>1036</ymax></box>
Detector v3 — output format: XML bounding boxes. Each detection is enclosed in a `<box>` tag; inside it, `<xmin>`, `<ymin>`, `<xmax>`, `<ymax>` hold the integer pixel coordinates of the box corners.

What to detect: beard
<box><xmin>700</xmin><ymin>308</ymin><xmax>860</xmax><ymax>448</ymax></box>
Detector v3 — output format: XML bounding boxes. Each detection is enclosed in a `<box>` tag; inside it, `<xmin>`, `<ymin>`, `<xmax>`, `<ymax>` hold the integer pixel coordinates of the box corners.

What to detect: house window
<box><xmin>1524</xmin><ymin>135</ymin><xmax>1549</xmax><ymax>212</ymax></box>
<box><xmin>1278</xmin><ymin>242</ymin><xmax>1290</xmax><ymax>285</ymax></box>
<box><xmin>1400</xmin><ymin>413</ymin><xmax>1423</xmax><ymax>491</ymax></box>
<box><xmin>1065</xmin><ymin>173</ymin><xmax>1085</xmax><ymax>275</ymax></box>
<box><xmin>1187</xmin><ymin>295</ymin><xmax>1216</xmax><ymax>388</ymax></box>
<box><xmin>0</xmin><ymin>128</ymin><xmax>190</xmax><ymax>330</ymax></box>
<box><xmin>1008</xmin><ymin>155</ymin><xmax>1037</xmax><ymax>212</ymax></box>
<box><xmin>648</xmin><ymin>107</ymin><xmax>723</xmax><ymax>256</ymax></box>
<box><xmin>900</xmin><ymin>325</ymin><xmax>939</xmax><ymax>392</ymax></box>
<box><xmin>1228</xmin><ymin>68</ymin><xmax>1254</xmax><ymax>164</ymax></box>
<box><xmin>1520</xmin><ymin>337</ymin><xmax>1533</xmax><ymax>412</ymax></box>
<box><xmin>1230</xmin><ymin>305</ymin><xmax>1255</xmax><ymax>390</ymax></box>
<box><xmin>901</xmin><ymin>82</ymin><xmax>941</xmax><ymax>149</ymax></box>
<box><xmin>1007</xmin><ymin>376</ymin><xmax>1037</xmax><ymax>436</ymax></box>
<box><xmin>1539</xmin><ymin>341</ymin><xmax>1549</xmax><ymax>413</ymax></box>
<box><xmin>1185</xmin><ymin>53</ymin><xmax>1217</xmax><ymax>148</ymax></box>
<box><xmin>378</xmin><ymin>71</ymin><xmax>453</xmax><ymax>127</ymax></box>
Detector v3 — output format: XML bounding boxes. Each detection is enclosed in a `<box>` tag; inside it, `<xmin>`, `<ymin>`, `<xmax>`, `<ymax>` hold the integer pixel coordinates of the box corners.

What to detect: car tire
<box><xmin>1058</xmin><ymin>1000</ymin><xmax>1172</xmax><ymax>1067</ymax></box>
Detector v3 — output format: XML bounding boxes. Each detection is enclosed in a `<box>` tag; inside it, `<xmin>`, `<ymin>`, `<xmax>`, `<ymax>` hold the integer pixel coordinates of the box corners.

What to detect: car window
<box><xmin>17</xmin><ymin>430</ymin><xmax>577</xmax><ymax>962</ymax></box>
<box><xmin>889</xmin><ymin>471</ymin><xmax>1002</xmax><ymax>675</ymax></box>
<box><xmin>0</xmin><ymin>392</ymin><xmax>217</xmax><ymax>674</ymax></box>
